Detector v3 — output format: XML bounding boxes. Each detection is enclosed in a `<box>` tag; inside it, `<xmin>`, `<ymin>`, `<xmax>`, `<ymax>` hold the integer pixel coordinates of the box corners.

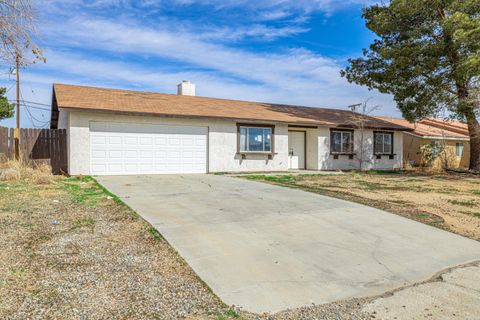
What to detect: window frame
<box><xmin>455</xmin><ymin>142</ymin><xmax>464</xmax><ymax>157</ymax></box>
<box><xmin>330</xmin><ymin>129</ymin><xmax>354</xmax><ymax>155</ymax></box>
<box><xmin>236</xmin><ymin>123</ymin><xmax>275</xmax><ymax>154</ymax></box>
<box><xmin>373</xmin><ymin>131</ymin><xmax>394</xmax><ymax>155</ymax></box>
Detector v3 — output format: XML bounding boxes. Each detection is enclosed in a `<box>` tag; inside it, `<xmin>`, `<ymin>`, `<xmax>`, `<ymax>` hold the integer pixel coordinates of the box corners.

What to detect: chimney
<box><xmin>177</xmin><ymin>80</ymin><xmax>196</xmax><ymax>96</ymax></box>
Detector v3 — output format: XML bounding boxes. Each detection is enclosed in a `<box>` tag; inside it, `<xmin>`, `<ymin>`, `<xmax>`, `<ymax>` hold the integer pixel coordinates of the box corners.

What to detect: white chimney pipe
<box><xmin>177</xmin><ymin>80</ymin><xmax>196</xmax><ymax>96</ymax></box>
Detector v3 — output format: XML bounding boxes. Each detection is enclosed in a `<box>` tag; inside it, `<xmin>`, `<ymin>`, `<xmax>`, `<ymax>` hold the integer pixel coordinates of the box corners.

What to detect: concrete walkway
<box><xmin>96</xmin><ymin>174</ymin><xmax>480</xmax><ymax>314</ymax></box>
<box><xmin>364</xmin><ymin>263</ymin><xmax>480</xmax><ymax>319</ymax></box>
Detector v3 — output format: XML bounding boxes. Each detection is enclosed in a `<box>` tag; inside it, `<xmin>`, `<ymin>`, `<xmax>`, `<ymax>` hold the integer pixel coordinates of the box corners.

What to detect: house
<box><xmin>377</xmin><ymin>117</ymin><xmax>470</xmax><ymax>169</ymax></box>
<box><xmin>50</xmin><ymin>82</ymin><xmax>410</xmax><ymax>176</ymax></box>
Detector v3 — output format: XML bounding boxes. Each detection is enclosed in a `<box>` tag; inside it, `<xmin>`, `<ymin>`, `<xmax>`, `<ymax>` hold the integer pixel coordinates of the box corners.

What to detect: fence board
<box><xmin>0</xmin><ymin>126</ymin><xmax>68</xmax><ymax>175</ymax></box>
<box><xmin>8</xmin><ymin>128</ymin><xmax>14</xmax><ymax>159</ymax></box>
<box><xmin>0</xmin><ymin>127</ymin><xmax>7</xmax><ymax>160</ymax></box>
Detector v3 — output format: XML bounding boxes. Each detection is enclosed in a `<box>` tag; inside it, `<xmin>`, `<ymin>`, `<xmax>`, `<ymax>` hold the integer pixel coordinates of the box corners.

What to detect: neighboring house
<box><xmin>50</xmin><ymin>82</ymin><xmax>410</xmax><ymax>176</ymax></box>
<box><xmin>377</xmin><ymin>117</ymin><xmax>470</xmax><ymax>170</ymax></box>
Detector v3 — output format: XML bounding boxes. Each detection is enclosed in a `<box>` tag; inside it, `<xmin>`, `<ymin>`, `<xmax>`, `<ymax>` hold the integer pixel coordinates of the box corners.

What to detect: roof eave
<box><xmin>57</xmin><ymin>106</ymin><xmax>411</xmax><ymax>131</ymax></box>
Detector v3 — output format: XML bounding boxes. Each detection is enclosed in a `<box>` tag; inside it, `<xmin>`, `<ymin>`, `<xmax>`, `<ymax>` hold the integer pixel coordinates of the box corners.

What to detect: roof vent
<box><xmin>177</xmin><ymin>80</ymin><xmax>196</xmax><ymax>96</ymax></box>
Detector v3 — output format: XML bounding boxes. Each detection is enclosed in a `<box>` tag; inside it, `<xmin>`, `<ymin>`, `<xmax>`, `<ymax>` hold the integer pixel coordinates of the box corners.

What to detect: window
<box><xmin>239</xmin><ymin>126</ymin><xmax>273</xmax><ymax>153</ymax></box>
<box><xmin>330</xmin><ymin>130</ymin><xmax>353</xmax><ymax>154</ymax></box>
<box><xmin>374</xmin><ymin>132</ymin><xmax>394</xmax><ymax>155</ymax></box>
<box><xmin>456</xmin><ymin>143</ymin><xmax>464</xmax><ymax>157</ymax></box>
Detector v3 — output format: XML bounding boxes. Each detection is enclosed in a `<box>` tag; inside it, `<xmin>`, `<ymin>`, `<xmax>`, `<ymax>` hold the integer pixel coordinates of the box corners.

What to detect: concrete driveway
<box><xmin>96</xmin><ymin>174</ymin><xmax>480</xmax><ymax>313</ymax></box>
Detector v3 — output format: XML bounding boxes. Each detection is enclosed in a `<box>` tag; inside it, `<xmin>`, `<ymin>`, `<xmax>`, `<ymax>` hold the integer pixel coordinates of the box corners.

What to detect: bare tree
<box><xmin>0</xmin><ymin>0</ymin><xmax>44</xmax><ymax>64</ymax></box>
<box><xmin>345</xmin><ymin>99</ymin><xmax>380</xmax><ymax>171</ymax></box>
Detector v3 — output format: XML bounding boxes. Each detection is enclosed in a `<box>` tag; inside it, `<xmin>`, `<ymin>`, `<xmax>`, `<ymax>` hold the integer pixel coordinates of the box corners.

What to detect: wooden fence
<box><xmin>0</xmin><ymin>127</ymin><xmax>68</xmax><ymax>175</ymax></box>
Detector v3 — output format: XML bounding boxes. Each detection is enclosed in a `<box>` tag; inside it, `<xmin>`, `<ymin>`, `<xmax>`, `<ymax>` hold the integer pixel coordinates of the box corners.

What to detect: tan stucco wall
<box><xmin>402</xmin><ymin>133</ymin><xmax>470</xmax><ymax>169</ymax></box>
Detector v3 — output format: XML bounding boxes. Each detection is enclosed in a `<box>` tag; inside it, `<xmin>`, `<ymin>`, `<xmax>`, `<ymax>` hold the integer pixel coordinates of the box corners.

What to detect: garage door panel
<box><xmin>90</xmin><ymin>122</ymin><xmax>207</xmax><ymax>175</ymax></box>
<box><xmin>108</xmin><ymin>136</ymin><xmax>122</xmax><ymax>144</ymax></box>
<box><xmin>91</xmin><ymin>135</ymin><xmax>107</xmax><ymax>145</ymax></box>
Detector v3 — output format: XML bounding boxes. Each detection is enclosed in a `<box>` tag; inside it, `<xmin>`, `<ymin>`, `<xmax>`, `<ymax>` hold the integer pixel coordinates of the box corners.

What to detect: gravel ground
<box><xmin>0</xmin><ymin>177</ymin><xmax>223</xmax><ymax>319</ymax></box>
<box><xmin>0</xmin><ymin>176</ymin><xmax>376</xmax><ymax>320</ymax></box>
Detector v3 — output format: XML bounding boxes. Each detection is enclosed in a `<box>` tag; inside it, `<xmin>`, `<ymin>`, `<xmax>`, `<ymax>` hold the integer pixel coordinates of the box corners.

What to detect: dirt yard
<box><xmin>1</xmin><ymin>171</ymin><xmax>478</xmax><ymax>320</ymax></box>
<box><xmin>0</xmin><ymin>174</ymin><xmax>376</xmax><ymax>320</ymax></box>
<box><xmin>241</xmin><ymin>171</ymin><xmax>480</xmax><ymax>241</ymax></box>
<box><xmin>0</xmin><ymin>176</ymin><xmax>226</xmax><ymax>319</ymax></box>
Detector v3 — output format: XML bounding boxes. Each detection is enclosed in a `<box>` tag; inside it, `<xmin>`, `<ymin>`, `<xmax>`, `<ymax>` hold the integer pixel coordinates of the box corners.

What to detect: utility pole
<box><xmin>14</xmin><ymin>51</ymin><xmax>20</xmax><ymax>160</ymax></box>
<box><xmin>348</xmin><ymin>103</ymin><xmax>362</xmax><ymax>113</ymax></box>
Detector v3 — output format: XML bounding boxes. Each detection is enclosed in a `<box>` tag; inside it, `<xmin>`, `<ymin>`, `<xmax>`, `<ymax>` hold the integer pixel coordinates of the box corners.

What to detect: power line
<box><xmin>20</xmin><ymin>90</ymin><xmax>50</xmax><ymax>128</ymax></box>
<box><xmin>19</xmin><ymin>100</ymin><xmax>51</xmax><ymax>107</ymax></box>
<box><xmin>24</xmin><ymin>107</ymin><xmax>49</xmax><ymax>128</ymax></box>
<box><xmin>22</xmin><ymin>103</ymin><xmax>51</xmax><ymax>111</ymax></box>
<box><xmin>24</xmin><ymin>104</ymin><xmax>49</xmax><ymax>124</ymax></box>
<box><xmin>8</xmin><ymin>99</ymin><xmax>51</xmax><ymax>111</ymax></box>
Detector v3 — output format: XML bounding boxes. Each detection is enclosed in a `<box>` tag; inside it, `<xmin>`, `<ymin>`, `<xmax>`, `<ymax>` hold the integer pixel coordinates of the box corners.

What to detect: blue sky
<box><xmin>0</xmin><ymin>0</ymin><xmax>400</xmax><ymax>128</ymax></box>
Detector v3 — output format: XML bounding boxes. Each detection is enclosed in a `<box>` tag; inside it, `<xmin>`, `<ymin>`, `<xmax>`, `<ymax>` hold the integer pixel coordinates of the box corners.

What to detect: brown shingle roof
<box><xmin>376</xmin><ymin>117</ymin><xmax>469</xmax><ymax>139</ymax></box>
<box><xmin>420</xmin><ymin>118</ymin><xmax>469</xmax><ymax>136</ymax></box>
<box><xmin>51</xmin><ymin>83</ymin><xmax>410</xmax><ymax>131</ymax></box>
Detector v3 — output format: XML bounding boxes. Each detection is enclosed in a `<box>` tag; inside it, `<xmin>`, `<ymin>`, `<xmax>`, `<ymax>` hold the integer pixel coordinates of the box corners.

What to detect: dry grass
<box><xmin>243</xmin><ymin>171</ymin><xmax>480</xmax><ymax>241</ymax></box>
<box><xmin>0</xmin><ymin>176</ymin><xmax>225</xmax><ymax>319</ymax></box>
<box><xmin>0</xmin><ymin>160</ymin><xmax>53</xmax><ymax>184</ymax></box>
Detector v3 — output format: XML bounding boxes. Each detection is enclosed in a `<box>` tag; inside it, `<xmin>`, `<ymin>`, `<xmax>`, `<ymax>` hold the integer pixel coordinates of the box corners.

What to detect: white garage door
<box><xmin>90</xmin><ymin>122</ymin><xmax>208</xmax><ymax>175</ymax></box>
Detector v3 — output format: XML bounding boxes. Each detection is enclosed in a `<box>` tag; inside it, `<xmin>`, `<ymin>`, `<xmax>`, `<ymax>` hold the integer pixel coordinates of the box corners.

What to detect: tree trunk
<box><xmin>467</xmin><ymin>114</ymin><xmax>480</xmax><ymax>171</ymax></box>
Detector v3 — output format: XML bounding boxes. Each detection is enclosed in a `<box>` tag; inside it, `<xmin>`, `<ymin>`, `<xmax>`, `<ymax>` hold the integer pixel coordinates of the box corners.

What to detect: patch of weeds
<box><xmin>89</xmin><ymin>178</ymin><xmax>139</xmax><ymax>218</ymax></box>
<box><xmin>471</xmin><ymin>190</ymin><xmax>480</xmax><ymax>196</ymax></box>
<box><xmin>389</xmin><ymin>199</ymin><xmax>409</xmax><ymax>205</ymax></box>
<box><xmin>414</xmin><ymin>212</ymin><xmax>446</xmax><ymax>228</ymax></box>
<box><xmin>408</xmin><ymin>185</ymin><xmax>434</xmax><ymax>192</ymax></box>
<box><xmin>244</xmin><ymin>175</ymin><xmax>297</xmax><ymax>185</ymax></box>
<box><xmin>448</xmin><ymin>199</ymin><xmax>477</xmax><ymax>207</ymax></box>
<box><xmin>436</xmin><ymin>188</ymin><xmax>460</xmax><ymax>194</ymax></box>
<box><xmin>365</xmin><ymin>170</ymin><xmax>404</xmax><ymax>175</ymax></box>
<box><xmin>61</xmin><ymin>177</ymin><xmax>138</xmax><ymax>219</ymax></box>
<box><xmin>216</xmin><ymin>308</ymin><xmax>240</xmax><ymax>320</ymax></box>
<box><xmin>10</xmin><ymin>266</ymin><xmax>28</xmax><ymax>277</ymax></box>
<box><xmin>400</xmin><ymin>178</ymin><xmax>424</xmax><ymax>182</ymax></box>
<box><xmin>147</xmin><ymin>226</ymin><xmax>163</xmax><ymax>241</ymax></box>
<box><xmin>62</xmin><ymin>180</ymin><xmax>105</xmax><ymax>206</ymax></box>
<box><xmin>459</xmin><ymin>211</ymin><xmax>480</xmax><ymax>218</ymax></box>
<box><xmin>356</xmin><ymin>180</ymin><xmax>386</xmax><ymax>191</ymax></box>
<box><xmin>71</xmin><ymin>217</ymin><xmax>96</xmax><ymax>230</ymax></box>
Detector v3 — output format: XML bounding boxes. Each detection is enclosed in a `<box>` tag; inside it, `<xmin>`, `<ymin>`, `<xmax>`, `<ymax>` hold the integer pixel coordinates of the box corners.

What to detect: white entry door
<box><xmin>288</xmin><ymin>131</ymin><xmax>306</xmax><ymax>169</ymax></box>
<box><xmin>90</xmin><ymin>122</ymin><xmax>208</xmax><ymax>175</ymax></box>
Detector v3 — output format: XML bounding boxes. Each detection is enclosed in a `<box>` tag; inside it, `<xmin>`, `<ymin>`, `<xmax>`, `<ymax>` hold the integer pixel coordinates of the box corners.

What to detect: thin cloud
<box><xmin>0</xmin><ymin>0</ymin><xmax>398</xmax><ymax>129</ymax></box>
<box><xmin>43</xmin><ymin>18</ymin><xmax>342</xmax><ymax>87</ymax></box>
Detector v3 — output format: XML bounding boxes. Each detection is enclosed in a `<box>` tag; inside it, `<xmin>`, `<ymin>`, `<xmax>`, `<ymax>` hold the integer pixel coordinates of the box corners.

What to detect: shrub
<box><xmin>0</xmin><ymin>160</ymin><xmax>53</xmax><ymax>184</ymax></box>
<box><xmin>0</xmin><ymin>168</ymin><xmax>21</xmax><ymax>181</ymax></box>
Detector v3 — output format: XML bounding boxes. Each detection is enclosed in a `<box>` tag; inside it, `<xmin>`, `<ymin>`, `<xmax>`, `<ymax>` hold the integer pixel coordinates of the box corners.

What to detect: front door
<box><xmin>288</xmin><ymin>131</ymin><xmax>306</xmax><ymax>169</ymax></box>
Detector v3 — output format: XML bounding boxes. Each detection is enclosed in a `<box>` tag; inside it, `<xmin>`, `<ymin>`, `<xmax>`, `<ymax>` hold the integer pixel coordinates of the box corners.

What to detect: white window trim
<box><xmin>374</xmin><ymin>132</ymin><xmax>394</xmax><ymax>155</ymax></box>
<box><xmin>331</xmin><ymin>130</ymin><xmax>354</xmax><ymax>154</ymax></box>
<box><xmin>239</xmin><ymin>126</ymin><xmax>273</xmax><ymax>153</ymax></box>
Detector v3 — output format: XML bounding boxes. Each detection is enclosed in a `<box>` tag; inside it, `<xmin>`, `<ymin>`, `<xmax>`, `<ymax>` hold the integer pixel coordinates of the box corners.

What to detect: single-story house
<box><xmin>377</xmin><ymin>117</ymin><xmax>470</xmax><ymax>169</ymax></box>
<box><xmin>50</xmin><ymin>82</ymin><xmax>410</xmax><ymax>176</ymax></box>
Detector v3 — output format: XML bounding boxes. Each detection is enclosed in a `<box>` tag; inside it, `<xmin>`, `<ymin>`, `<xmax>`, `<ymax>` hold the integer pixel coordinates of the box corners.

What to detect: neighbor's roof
<box><xmin>51</xmin><ymin>83</ymin><xmax>410</xmax><ymax>131</ymax></box>
<box><xmin>376</xmin><ymin>116</ymin><xmax>469</xmax><ymax>139</ymax></box>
